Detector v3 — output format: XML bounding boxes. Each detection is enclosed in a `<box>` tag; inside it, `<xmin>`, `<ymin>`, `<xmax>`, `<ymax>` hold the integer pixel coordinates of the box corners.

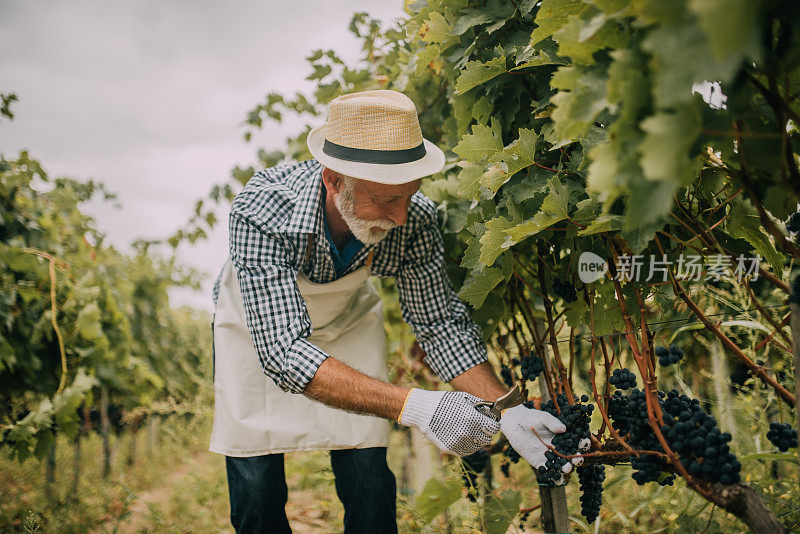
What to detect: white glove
<box><xmin>500</xmin><ymin>404</ymin><xmax>567</xmax><ymax>468</ymax></box>
<box><xmin>398</xmin><ymin>388</ymin><xmax>501</xmax><ymax>457</ymax></box>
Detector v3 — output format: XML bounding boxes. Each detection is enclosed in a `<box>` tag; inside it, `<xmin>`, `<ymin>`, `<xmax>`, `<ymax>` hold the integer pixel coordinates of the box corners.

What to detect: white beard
<box><xmin>333</xmin><ymin>179</ymin><xmax>397</xmax><ymax>245</ymax></box>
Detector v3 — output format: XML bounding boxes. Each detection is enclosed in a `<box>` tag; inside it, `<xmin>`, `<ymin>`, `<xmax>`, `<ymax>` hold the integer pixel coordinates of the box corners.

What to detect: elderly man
<box><xmin>210</xmin><ymin>90</ymin><xmax>566</xmax><ymax>533</ymax></box>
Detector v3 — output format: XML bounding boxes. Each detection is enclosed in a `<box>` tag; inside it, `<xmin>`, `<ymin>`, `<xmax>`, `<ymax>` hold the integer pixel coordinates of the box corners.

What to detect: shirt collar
<box><xmin>280</xmin><ymin>162</ymin><xmax>325</xmax><ymax>235</ymax></box>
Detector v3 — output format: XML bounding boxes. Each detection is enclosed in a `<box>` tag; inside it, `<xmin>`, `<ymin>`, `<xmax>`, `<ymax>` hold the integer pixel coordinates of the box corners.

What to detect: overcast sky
<box><xmin>0</xmin><ymin>0</ymin><xmax>406</xmax><ymax>313</ymax></box>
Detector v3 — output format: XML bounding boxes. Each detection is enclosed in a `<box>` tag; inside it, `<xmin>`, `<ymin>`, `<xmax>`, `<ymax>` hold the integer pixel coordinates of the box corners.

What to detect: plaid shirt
<box><xmin>212</xmin><ymin>159</ymin><xmax>488</xmax><ymax>394</ymax></box>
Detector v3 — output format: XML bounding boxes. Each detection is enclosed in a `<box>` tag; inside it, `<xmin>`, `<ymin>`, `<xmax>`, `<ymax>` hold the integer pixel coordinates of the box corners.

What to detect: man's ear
<box><xmin>321</xmin><ymin>167</ymin><xmax>343</xmax><ymax>194</ymax></box>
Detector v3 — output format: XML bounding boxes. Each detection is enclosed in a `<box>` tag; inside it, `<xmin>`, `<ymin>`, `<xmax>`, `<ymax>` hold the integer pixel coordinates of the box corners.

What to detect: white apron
<box><xmin>209</xmin><ymin>239</ymin><xmax>390</xmax><ymax>457</ymax></box>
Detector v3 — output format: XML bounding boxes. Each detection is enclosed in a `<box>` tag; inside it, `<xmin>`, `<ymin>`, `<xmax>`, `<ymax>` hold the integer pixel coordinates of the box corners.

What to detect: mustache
<box><xmin>367</xmin><ymin>218</ymin><xmax>397</xmax><ymax>230</ymax></box>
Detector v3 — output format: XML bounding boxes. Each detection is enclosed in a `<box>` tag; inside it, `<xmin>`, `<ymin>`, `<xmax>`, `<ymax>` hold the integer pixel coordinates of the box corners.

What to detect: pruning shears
<box><xmin>474</xmin><ymin>384</ymin><xmax>525</xmax><ymax>421</ymax></box>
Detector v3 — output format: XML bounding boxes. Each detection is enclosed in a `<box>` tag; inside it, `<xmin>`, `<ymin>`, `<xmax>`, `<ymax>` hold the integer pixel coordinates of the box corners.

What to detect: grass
<box><xmin>0</xmin><ymin>413</ymin><xmax>229</xmax><ymax>533</ymax></box>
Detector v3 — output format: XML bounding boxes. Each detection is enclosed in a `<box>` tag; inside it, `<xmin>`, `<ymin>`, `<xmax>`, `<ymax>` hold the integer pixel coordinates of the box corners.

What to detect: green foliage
<box><xmin>481</xmin><ymin>489</ymin><xmax>521</xmax><ymax>534</ymax></box>
<box><xmin>414</xmin><ymin>477</ymin><xmax>463</xmax><ymax>525</ymax></box>
<box><xmin>0</xmin><ymin>105</ymin><xmax>211</xmax><ymax>460</ymax></box>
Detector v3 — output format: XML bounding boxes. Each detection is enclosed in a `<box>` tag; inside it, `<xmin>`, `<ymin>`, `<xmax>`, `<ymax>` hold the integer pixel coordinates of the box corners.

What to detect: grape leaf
<box><xmin>506</xmin><ymin>175</ymin><xmax>570</xmax><ymax>243</ymax></box>
<box><xmin>479</xmin><ymin>216</ymin><xmax>515</xmax><ymax>266</ymax></box>
<box><xmin>483</xmin><ymin>489</ymin><xmax>522</xmax><ymax>534</ymax></box>
<box><xmin>420</xmin><ymin>12</ymin><xmax>459</xmax><ymax>51</ymax></box>
<box><xmin>550</xmin><ymin>66</ymin><xmax>609</xmax><ymax>142</ymax></box>
<box><xmin>480</xmin><ymin>164</ymin><xmax>510</xmax><ymax>194</ymax></box>
<box><xmin>591</xmin><ymin>283</ymin><xmax>624</xmax><ymax>335</ymax></box>
<box><xmin>642</xmin><ymin>16</ymin><xmax>741</xmax><ymax>108</ymax></box>
<box><xmin>455</xmin><ymin>55</ymin><xmax>507</xmax><ymax>94</ymax></box>
<box><xmin>472</xmin><ymin>96</ymin><xmax>493</xmax><ymax>124</ymax></box>
<box><xmin>462</xmin><ymin>225</ymin><xmax>487</xmax><ymax>269</ymax></box>
<box><xmin>453</xmin><ymin>119</ymin><xmax>504</xmax><ymax>163</ymax></box>
<box><xmin>579</xmin><ymin>213</ymin><xmax>623</xmax><ymax>235</ymax></box>
<box><xmin>518</xmin><ymin>0</ymin><xmax>539</xmax><ymax>17</ymax></box>
<box><xmin>459</xmin><ymin>267</ymin><xmax>505</xmax><ymax>308</ymax></box>
<box><xmin>452</xmin><ymin>9</ymin><xmax>493</xmax><ymax>35</ymax></box>
<box><xmin>639</xmin><ymin>105</ymin><xmax>703</xmax><ymax>184</ymax></box>
<box><xmin>728</xmin><ymin>199</ymin><xmax>785</xmax><ymax>278</ymax></box>
<box><xmin>456</xmin><ymin>163</ymin><xmax>485</xmax><ymax>199</ymax></box>
<box><xmin>415</xmin><ymin>477</ymin><xmax>463</xmax><ymax>525</ymax></box>
<box><xmin>451</xmin><ymin>92</ymin><xmax>476</xmax><ymax>134</ymax></box>
<box><xmin>53</xmin><ymin>369</ymin><xmax>95</xmax><ymax>439</ymax></box>
<box><xmin>621</xmin><ymin>218</ymin><xmax>667</xmax><ymax>254</ymax></box>
<box><xmin>530</xmin><ymin>0</ymin><xmax>584</xmax><ymax>47</ymax></box>
<box><xmin>625</xmin><ymin>177</ymin><xmax>677</xmax><ymax>228</ymax></box>
<box><xmin>496</xmin><ymin>128</ymin><xmax>538</xmax><ymax>176</ymax></box>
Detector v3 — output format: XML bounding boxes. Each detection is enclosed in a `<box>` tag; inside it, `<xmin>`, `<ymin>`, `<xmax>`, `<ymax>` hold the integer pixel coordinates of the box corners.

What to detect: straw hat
<box><xmin>307</xmin><ymin>90</ymin><xmax>445</xmax><ymax>184</ymax></box>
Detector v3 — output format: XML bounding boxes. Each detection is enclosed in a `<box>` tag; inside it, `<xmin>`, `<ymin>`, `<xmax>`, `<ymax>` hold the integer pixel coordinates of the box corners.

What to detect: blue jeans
<box><xmin>226</xmin><ymin>447</ymin><xmax>398</xmax><ymax>534</ymax></box>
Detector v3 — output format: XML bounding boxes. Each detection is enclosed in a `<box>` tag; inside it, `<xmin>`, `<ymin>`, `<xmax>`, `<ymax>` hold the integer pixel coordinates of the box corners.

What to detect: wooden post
<box><xmin>127</xmin><ymin>421</ymin><xmax>138</xmax><ymax>466</ymax></box>
<box><xmin>410</xmin><ymin>427</ymin><xmax>435</xmax><ymax>496</ymax></box>
<box><xmin>399</xmin><ymin>426</ymin><xmax>413</xmax><ymax>496</ymax></box>
<box><xmin>147</xmin><ymin>416</ymin><xmax>159</xmax><ymax>455</ymax></box>
<box><xmin>100</xmin><ymin>386</ymin><xmax>111</xmax><ymax>479</ymax></box>
<box><xmin>710</xmin><ymin>341</ymin><xmax>737</xmax><ymax>442</ymax></box>
<box><xmin>537</xmin><ymin>322</ymin><xmax>571</xmax><ymax>534</ymax></box>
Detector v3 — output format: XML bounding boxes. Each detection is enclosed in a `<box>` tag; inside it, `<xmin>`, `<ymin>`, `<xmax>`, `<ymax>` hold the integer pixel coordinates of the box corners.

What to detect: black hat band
<box><xmin>323</xmin><ymin>139</ymin><xmax>426</xmax><ymax>164</ymax></box>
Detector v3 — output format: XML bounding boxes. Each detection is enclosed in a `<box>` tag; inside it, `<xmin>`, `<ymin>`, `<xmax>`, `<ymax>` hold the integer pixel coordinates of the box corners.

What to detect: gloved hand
<box><xmin>500</xmin><ymin>404</ymin><xmax>571</xmax><ymax>469</ymax></box>
<box><xmin>398</xmin><ymin>388</ymin><xmax>501</xmax><ymax>456</ymax></box>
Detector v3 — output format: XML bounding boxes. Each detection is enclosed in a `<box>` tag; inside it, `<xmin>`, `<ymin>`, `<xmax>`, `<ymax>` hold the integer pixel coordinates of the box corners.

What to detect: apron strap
<box><xmin>365</xmin><ymin>249</ymin><xmax>374</xmax><ymax>270</ymax></box>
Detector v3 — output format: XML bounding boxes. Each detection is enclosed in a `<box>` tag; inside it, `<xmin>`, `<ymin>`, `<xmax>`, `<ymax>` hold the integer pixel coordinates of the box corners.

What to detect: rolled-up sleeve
<box><xmin>228</xmin><ymin>206</ymin><xmax>329</xmax><ymax>394</ymax></box>
<box><xmin>396</xmin><ymin>219</ymin><xmax>488</xmax><ymax>382</ymax></box>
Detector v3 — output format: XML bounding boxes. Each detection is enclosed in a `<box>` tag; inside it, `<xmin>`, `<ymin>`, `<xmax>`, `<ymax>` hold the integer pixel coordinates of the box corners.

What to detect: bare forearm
<box><xmin>448</xmin><ymin>361</ymin><xmax>508</xmax><ymax>402</ymax></box>
<box><xmin>303</xmin><ymin>357</ymin><xmax>411</xmax><ymax>421</ymax></box>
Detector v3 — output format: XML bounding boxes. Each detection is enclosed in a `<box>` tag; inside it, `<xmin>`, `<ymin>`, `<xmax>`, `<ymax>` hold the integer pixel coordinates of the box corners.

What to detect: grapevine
<box><xmin>0</xmin><ymin>97</ymin><xmax>211</xmax><ymax>468</ymax></box>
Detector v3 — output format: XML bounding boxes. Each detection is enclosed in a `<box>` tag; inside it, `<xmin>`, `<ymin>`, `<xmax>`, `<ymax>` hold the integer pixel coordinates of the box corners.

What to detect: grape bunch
<box><xmin>534</xmin><ymin>395</ymin><xmax>592</xmax><ymax>482</ymax></box>
<box><xmin>500</xmin><ymin>444</ymin><xmax>522</xmax><ymax>477</ymax></box>
<box><xmin>610</xmin><ymin>388</ymin><xmax>742</xmax><ymax>486</ymax></box>
<box><xmin>520</xmin><ymin>354</ymin><xmax>545</xmax><ymax>381</ymax></box>
<box><xmin>608</xmin><ymin>389</ymin><xmax>742</xmax><ymax>486</ymax></box>
<box><xmin>608</xmin><ymin>389</ymin><xmax>675</xmax><ymax>486</ymax></box>
<box><xmin>577</xmin><ymin>464</ymin><xmax>605</xmax><ymax>523</ymax></box>
<box><xmin>609</xmin><ymin>368</ymin><xmax>637</xmax><ymax>390</ymax></box>
<box><xmin>766</xmin><ymin>422</ymin><xmax>798</xmax><ymax>452</ymax></box>
<box><xmin>655</xmin><ymin>344</ymin><xmax>684</xmax><ymax>366</ymax></box>
<box><xmin>459</xmin><ymin>449</ymin><xmax>490</xmax><ymax>502</ymax></box>
<box><xmin>552</xmin><ymin>278</ymin><xmax>578</xmax><ymax>303</ymax></box>
<box><xmin>661</xmin><ymin>390</ymin><xmax>741</xmax><ymax>485</ymax></box>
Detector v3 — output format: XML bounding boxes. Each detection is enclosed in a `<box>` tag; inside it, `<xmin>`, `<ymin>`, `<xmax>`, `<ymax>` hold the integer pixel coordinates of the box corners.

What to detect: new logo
<box><xmin>578</xmin><ymin>252</ymin><xmax>608</xmax><ymax>284</ymax></box>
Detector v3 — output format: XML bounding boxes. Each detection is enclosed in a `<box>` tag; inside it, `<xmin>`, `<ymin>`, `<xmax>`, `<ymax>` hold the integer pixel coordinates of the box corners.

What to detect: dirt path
<box><xmin>116</xmin><ymin>450</ymin><xmax>208</xmax><ymax>533</ymax></box>
<box><xmin>114</xmin><ymin>451</ymin><xmax>336</xmax><ymax>533</ymax></box>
